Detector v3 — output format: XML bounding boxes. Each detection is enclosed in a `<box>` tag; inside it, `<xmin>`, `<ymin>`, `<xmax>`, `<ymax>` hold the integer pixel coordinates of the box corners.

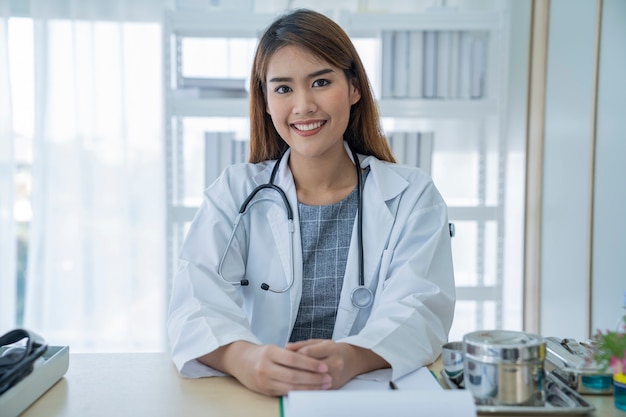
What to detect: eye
<box><xmin>312</xmin><ymin>79</ymin><xmax>330</xmax><ymax>88</ymax></box>
<box><xmin>274</xmin><ymin>85</ymin><xmax>291</xmax><ymax>94</ymax></box>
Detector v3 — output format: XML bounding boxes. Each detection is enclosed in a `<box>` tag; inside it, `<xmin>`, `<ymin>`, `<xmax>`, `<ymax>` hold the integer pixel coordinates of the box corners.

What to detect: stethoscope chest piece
<box><xmin>351</xmin><ymin>286</ymin><xmax>373</xmax><ymax>309</ymax></box>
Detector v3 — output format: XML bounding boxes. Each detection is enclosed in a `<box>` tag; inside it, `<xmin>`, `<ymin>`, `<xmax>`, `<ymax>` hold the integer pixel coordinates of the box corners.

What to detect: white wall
<box><xmin>540</xmin><ymin>0</ymin><xmax>596</xmax><ymax>340</ymax></box>
<box><xmin>592</xmin><ymin>0</ymin><xmax>626</xmax><ymax>332</ymax></box>
<box><xmin>541</xmin><ymin>0</ymin><xmax>626</xmax><ymax>339</ymax></box>
<box><xmin>502</xmin><ymin>0</ymin><xmax>530</xmax><ymax>331</ymax></box>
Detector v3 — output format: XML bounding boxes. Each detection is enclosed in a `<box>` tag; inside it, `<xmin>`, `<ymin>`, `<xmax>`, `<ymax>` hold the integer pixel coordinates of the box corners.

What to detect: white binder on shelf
<box><xmin>448</xmin><ymin>31</ymin><xmax>462</xmax><ymax>99</ymax></box>
<box><xmin>418</xmin><ymin>131</ymin><xmax>434</xmax><ymax>175</ymax></box>
<box><xmin>392</xmin><ymin>31</ymin><xmax>409</xmax><ymax>98</ymax></box>
<box><xmin>422</xmin><ymin>31</ymin><xmax>438</xmax><ymax>99</ymax></box>
<box><xmin>436</xmin><ymin>30</ymin><xmax>451</xmax><ymax>99</ymax></box>
<box><xmin>470</xmin><ymin>35</ymin><xmax>486</xmax><ymax>99</ymax></box>
<box><xmin>205</xmin><ymin>131</ymin><xmax>236</xmax><ymax>187</ymax></box>
<box><xmin>407</xmin><ymin>31</ymin><xmax>424</xmax><ymax>98</ymax></box>
<box><xmin>458</xmin><ymin>31</ymin><xmax>473</xmax><ymax>99</ymax></box>
<box><xmin>380</xmin><ymin>31</ymin><xmax>394</xmax><ymax>99</ymax></box>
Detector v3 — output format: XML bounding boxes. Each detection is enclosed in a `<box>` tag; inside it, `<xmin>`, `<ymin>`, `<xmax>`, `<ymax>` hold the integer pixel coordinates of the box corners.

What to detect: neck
<box><xmin>289</xmin><ymin>150</ymin><xmax>357</xmax><ymax>206</ymax></box>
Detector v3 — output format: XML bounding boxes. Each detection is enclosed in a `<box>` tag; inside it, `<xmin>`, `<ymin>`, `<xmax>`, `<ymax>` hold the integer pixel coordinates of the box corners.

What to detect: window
<box><xmin>2</xmin><ymin>14</ymin><xmax>166</xmax><ymax>351</ymax></box>
<box><xmin>7</xmin><ymin>17</ymin><xmax>34</xmax><ymax>327</ymax></box>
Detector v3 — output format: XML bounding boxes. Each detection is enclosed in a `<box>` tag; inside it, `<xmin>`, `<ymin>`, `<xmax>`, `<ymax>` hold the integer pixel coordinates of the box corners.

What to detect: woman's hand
<box><xmin>286</xmin><ymin>339</ymin><xmax>389</xmax><ymax>389</ymax></box>
<box><xmin>198</xmin><ymin>341</ymin><xmax>332</xmax><ymax>397</ymax></box>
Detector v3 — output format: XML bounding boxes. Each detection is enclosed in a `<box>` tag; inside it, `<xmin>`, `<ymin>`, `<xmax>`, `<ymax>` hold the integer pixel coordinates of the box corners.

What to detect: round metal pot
<box><xmin>463</xmin><ymin>330</ymin><xmax>546</xmax><ymax>406</ymax></box>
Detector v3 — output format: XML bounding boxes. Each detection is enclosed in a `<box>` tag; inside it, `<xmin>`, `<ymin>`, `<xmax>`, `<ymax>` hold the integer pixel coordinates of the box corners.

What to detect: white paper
<box><xmin>344</xmin><ymin>366</ymin><xmax>441</xmax><ymax>390</ymax></box>
<box><xmin>281</xmin><ymin>367</ymin><xmax>476</xmax><ymax>417</ymax></box>
<box><xmin>283</xmin><ymin>390</ymin><xmax>476</xmax><ymax>417</ymax></box>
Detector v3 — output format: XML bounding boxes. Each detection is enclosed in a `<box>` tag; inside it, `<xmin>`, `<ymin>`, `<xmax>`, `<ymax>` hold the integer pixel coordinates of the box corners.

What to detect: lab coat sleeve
<box><xmin>167</xmin><ymin>169</ymin><xmax>262</xmax><ymax>378</ymax></box>
<box><xmin>339</xmin><ymin>179</ymin><xmax>455</xmax><ymax>381</ymax></box>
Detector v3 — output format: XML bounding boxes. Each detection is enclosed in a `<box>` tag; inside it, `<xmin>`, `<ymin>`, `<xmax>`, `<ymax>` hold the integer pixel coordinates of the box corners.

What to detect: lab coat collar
<box><xmin>346</xmin><ymin>144</ymin><xmax>409</xmax><ymax>203</ymax></box>
<box><xmin>251</xmin><ymin>147</ymin><xmax>294</xmax><ymax>191</ymax></box>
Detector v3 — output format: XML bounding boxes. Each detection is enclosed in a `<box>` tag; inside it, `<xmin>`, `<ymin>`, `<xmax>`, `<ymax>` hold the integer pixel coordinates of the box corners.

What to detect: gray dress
<box><xmin>289</xmin><ymin>185</ymin><xmax>359</xmax><ymax>342</ymax></box>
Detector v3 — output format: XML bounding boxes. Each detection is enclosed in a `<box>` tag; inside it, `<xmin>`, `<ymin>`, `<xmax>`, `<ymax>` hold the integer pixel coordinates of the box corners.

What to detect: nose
<box><xmin>292</xmin><ymin>89</ymin><xmax>316</xmax><ymax>115</ymax></box>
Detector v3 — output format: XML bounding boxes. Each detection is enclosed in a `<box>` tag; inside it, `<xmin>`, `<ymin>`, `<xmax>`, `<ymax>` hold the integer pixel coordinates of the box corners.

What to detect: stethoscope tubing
<box><xmin>218</xmin><ymin>197</ymin><xmax>295</xmax><ymax>292</ymax></box>
<box><xmin>217</xmin><ymin>147</ymin><xmax>373</xmax><ymax>308</ymax></box>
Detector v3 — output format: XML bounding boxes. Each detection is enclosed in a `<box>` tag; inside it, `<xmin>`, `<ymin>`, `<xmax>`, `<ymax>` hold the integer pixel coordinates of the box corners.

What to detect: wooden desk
<box><xmin>19</xmin><ymin>353</ymin><xmax>621</xmax><ymax>417</ymax></box>
<box><xmin>20</xmin><ymin>353</ymin><xmax>277</xmax><ymax>417</ymax></box>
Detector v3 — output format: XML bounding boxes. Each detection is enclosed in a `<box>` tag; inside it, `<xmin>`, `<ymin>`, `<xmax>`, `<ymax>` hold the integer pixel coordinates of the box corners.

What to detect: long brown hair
<box><xmin>248</xmin><ymin>9</ymin><xmax>395</xmax><ymax>163</ymax></box>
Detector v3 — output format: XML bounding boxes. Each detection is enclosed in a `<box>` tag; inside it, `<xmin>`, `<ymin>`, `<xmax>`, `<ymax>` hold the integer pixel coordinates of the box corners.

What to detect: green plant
<box><xmin>592</xmin><ymin>327</ymin><xmax>626</xmax><ymax>375</ymax></box>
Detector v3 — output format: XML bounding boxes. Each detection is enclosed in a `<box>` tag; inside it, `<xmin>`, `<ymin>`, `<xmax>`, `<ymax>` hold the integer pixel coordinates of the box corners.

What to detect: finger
<box><xmin>292</xmin><ymin>340</ymin><xmax>336</xmax><ymax>360</ymax></box>
<box><xmin>273</xmin><ymin>347</ymin><xmax>329</xmax><ymax>373</ymax></box>
<box><xmin>258</xmin><ymin>351</ymin><xmax>332</xmax><ymax>389</ymax></box>
<box><xmin>285</xmin><ymin>339</ymin><xmax>319</xmax><ymax>351</ymax></box>
<box><xmin>238</xmin><ymin>344</ymin><xmax>331</xmax><ymax>396</ymax></box>
<box><xmin>269</xmin><ymin>365</ymin><xmax>333</xmax><ymax>390</ymax></box>
<box><xmin>264</xmin><ymin>376</ymin><xmax>333</xmax><ymax>396</ymax></box>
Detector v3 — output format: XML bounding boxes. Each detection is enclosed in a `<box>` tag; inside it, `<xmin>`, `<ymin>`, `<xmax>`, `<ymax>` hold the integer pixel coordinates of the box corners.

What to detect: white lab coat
<box><xmin>167</xmin><ymin>144</ymin><xmax>455</xmax><ymax>381</ymax></box>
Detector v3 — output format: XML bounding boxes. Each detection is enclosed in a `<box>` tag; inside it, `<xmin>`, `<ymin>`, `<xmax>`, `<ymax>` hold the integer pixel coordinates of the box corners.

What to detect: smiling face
<box><xmin>265</xmin><ymin>45</ymin><xmax>361</xmax><ymax>163</ymax></box>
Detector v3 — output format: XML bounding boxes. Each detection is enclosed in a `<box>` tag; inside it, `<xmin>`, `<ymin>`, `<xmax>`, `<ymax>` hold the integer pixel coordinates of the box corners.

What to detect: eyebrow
<box><xmin>268</xmin><ymin>68</ymin><xmax>335</xmax><ymax>83</ymax></box>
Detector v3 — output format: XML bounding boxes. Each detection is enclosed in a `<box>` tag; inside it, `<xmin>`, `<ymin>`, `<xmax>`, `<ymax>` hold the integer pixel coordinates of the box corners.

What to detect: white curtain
<box><xmin>24</xmin><ymin>0</ymin><xmax>166</xmax><ymax>351</ymax></box>
<box><xmin>0</xmin><ymin>1</ymin><xmax>16</xmax><ymax>330</ymax></box>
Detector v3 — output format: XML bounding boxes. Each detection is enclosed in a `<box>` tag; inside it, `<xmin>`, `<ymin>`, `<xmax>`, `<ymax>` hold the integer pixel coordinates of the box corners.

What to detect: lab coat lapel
<box><xmin>334</xmin><ymin>157</ymin><xmax>408</xmax><ymax>338</ymax></box>
<box><xmin>254</xmin><ymin>150</ymin><xmax>303</xmax><ymax>333</ymax></box>
<box><xmin>362</xmin><ymin>158</ymin><xmax>408</xmax><ymax>280</ymax></box>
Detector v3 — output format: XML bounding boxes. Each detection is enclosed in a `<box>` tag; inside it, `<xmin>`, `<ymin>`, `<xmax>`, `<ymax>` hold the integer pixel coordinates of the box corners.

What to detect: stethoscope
<box><xmin>218</xmin><ymin>147</ymin><xmax>373</xmax><ymax>309</ymax></box>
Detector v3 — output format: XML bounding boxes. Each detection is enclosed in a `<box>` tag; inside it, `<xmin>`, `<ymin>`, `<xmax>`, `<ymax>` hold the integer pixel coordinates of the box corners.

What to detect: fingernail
<box><xmin>322</xmin><ymin>379</ymin><xmax>332</xmax><ymax>389</ymax></box>
<box><xmin>318</xmin><ymin>363</ymin><xmax>328</xmax><ymax>373</ymax></box>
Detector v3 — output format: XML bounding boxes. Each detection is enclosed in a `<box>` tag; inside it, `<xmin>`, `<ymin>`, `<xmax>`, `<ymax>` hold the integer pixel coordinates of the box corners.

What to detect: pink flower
<box><xmin>609</xmin><ymin>356</ymin><xmax>624</xmax><ymax>374</ymax></box>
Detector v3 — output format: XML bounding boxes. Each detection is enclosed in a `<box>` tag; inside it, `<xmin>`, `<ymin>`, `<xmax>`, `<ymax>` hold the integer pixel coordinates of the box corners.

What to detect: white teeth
<box><xmin>293</xmin><ymin>121</ymin><xmax>323</xmax><ymax>131</ymax></box>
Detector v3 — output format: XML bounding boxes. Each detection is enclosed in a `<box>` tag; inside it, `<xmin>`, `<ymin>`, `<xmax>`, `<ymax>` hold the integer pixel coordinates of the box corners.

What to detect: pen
<box><xmin>389</xmin><ymin>380</ymin><xmax>399</xmax><ymax>390</ymax></box>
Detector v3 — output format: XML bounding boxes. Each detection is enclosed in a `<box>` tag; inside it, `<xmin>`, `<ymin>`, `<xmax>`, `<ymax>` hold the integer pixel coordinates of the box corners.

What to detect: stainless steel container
<box><xmin>544</xmin><ymin>336</ymin><xmax>614</xmax><ymax>395</ymax></box>
<box><xmin>463</xmin><ymin>330</ymin><xmax>546</xmax><ymax>406</ymax></box>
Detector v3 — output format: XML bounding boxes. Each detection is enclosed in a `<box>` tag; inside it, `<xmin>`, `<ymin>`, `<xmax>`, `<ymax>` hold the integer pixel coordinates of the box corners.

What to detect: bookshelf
<box><xmin>163</xmin><ymin>8</ymin><xmax>511</xmax><ymax>336</ymax></box>
<box><xmin>340</xmin><ymin>9</ymin><xmax>510</xmax><ymax>334</ymax></box>
<box><xmin>162</xmin><ymin>10</ymin><xmax>274</xmax><ymax>289</ymax></box>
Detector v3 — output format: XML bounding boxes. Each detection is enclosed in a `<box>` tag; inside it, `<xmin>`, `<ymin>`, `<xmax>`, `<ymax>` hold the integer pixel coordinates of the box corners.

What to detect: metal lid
<box><xmin>463</xmin><ymin>330</ymin><xmax>545</xmax><ymax>364</ymax></box>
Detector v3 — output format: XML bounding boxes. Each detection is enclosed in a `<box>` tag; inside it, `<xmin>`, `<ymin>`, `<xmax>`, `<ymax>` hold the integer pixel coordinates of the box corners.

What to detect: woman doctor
<box><xmin>167</xmin><ymin>9</ymin><xmax>455</xmax><ymax>397</ymax></box>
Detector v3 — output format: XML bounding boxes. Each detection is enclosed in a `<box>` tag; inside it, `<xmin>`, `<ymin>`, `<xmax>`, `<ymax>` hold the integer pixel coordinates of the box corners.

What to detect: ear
<box><xmin>349</xmin><ymin>78</ymin><xmax>361</xmax><ymax>105</ymax></box>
